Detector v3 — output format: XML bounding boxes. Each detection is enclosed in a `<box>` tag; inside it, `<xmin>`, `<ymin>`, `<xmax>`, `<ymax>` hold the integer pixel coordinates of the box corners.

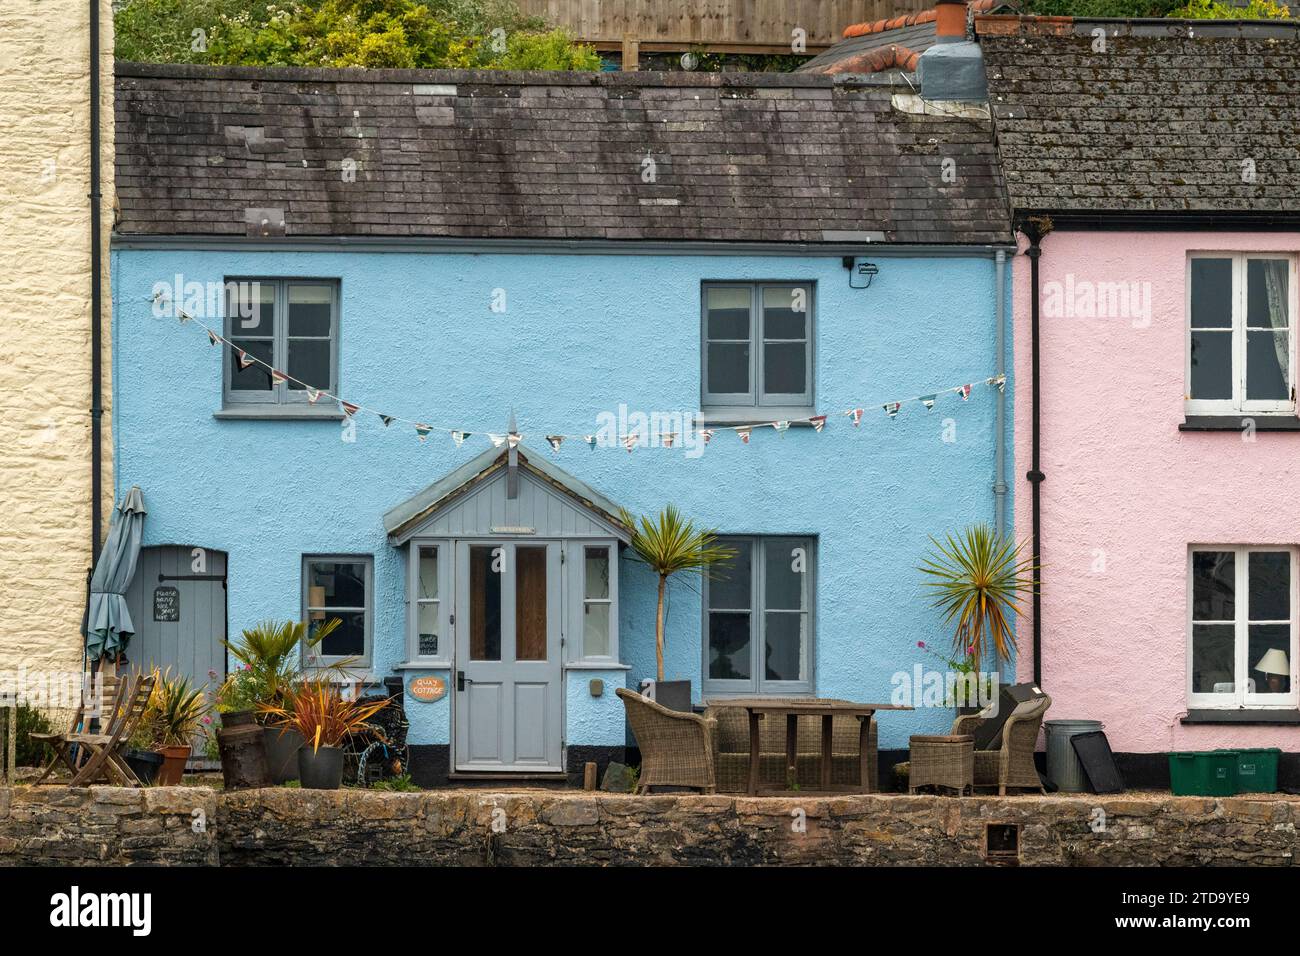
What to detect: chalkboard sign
<box><xmin>153</xmin><ymin>586</ymin><xmax>180</xmax><ymax>622</ymax></box>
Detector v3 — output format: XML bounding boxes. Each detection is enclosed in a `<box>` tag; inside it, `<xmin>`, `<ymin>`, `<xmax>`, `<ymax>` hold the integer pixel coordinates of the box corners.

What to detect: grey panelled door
<box><xmin>123</xmin><ymin>545</ymin><xmax>227</xmax><ymax>693</ymax></box>
<box><xmin>454</xmin><ymin>540</ymin><xmax>563</xmax><ymax>771</ymax></box>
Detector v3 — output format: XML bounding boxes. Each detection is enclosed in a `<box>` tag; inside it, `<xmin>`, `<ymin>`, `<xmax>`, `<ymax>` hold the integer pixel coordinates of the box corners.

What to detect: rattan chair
<box><xmin>617</xmin><ymin>688</ymin><xmax>717</xmax><ymax>793</ymax></box>
<box><xmin>952</xmin><ymin>693</ymin><xmax>1051</xmax><ymax>795</ymax></box>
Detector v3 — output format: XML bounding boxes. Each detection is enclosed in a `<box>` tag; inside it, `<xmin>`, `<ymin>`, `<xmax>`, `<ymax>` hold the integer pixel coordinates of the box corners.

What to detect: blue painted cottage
<box><xmin>111</xmin><ymin>58</ymin><xmax>1013</xmax><ymax>785</ymax></box>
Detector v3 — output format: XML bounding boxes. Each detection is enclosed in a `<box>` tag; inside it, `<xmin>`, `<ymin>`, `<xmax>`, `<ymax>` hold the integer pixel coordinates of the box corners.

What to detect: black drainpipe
<box><xmin>1019</xmin><ymin>218</ymin><xmax>1049</xmax><ymax>687</ymax></box>
<box><xmin>90</xmin><ymin>0</ymin><xmax>104</xmax><ymax>561</ymax></box>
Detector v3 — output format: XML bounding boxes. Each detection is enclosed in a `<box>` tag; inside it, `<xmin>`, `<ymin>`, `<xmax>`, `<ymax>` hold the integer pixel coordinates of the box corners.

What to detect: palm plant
<box><xmin>220</xmin><ymin>617</ymin><xmax>341</xmax><ymax>711</ymax></box>
<box><xmin>918</xmin><ymin>523</ymin><xmax>1036</xmax><ymax>665</ymax></box>
<box><xmin>259</xmin><ymin>678</ymin><xmax>391</xmax><ymax>754</ymax></box>
<box><xmin>620</xmin><ymin>505</ymin><xmax>736</xmax><ymax>682</ymax></box>
<box><xmin>151</xmin><ymin>670</ymin><xmax>212</xmax><ymax>747</ymax></box>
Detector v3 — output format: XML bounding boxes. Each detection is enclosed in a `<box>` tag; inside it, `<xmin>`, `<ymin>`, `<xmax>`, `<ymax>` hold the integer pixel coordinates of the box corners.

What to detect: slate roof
<box><xmin>113</xmin><ymin>62</ymin><xmax>1012</xmax><ymax>245</ymax></box>
<box><xmin>977</xmin><ymin>16</ymin><xmax>1300</xmax><ymax>219</ymax></box>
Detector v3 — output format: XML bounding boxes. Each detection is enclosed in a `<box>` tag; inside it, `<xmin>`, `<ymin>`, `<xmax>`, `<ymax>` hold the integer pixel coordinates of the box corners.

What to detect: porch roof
<box><xmin>383</xmin><ymin>444</ymin><xmax>631</xmax><ymax>545</ymax></box>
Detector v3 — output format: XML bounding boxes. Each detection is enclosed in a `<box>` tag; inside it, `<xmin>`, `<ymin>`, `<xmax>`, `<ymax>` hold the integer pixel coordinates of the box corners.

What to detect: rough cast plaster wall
<box><xmin>112</xmin><ymin>249</ymin><xmax>1012</xmax><ymax>750</ymax></box>
<box><xmin>1013</xmin><ymin>231</ymin><xmax>1300</xmax><ymax>752</ymax></box>
<box><xmin>0</xmin><ymin>1</ymin><xmax>115</xmax><ymax>679</ymax></box>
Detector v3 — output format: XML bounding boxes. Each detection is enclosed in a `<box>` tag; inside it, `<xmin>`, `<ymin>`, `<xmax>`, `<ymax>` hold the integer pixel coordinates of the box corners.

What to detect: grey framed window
<box><xmin>704</xmin><ymin>536</ymin><xmax>815</xmax><ymax>697</ymax></box>
<box><xmin>701</xmin><ymin>282</ymin><xmax>814</xmax><ymax>412</ymax></box>
<box><xmin>225</xmin><ymin>279</ymin><xmax>339</xmax><ymax>407</ymax></box>
<box><xmin>302</xmin><ymin>555</ymin><xmax>373</xmax><ymax>667</ymax></box>
<box><xmin>406</xmin><ymin>542</ymin><xmax>451</xmax><ymax>664</ymax></box>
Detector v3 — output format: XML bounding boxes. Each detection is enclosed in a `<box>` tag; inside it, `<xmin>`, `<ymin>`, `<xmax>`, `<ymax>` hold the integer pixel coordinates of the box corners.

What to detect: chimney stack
<box><xmin>915</xmin><ymin>0</ymin><xmax>986</xmax><ymax>102</ymax></box>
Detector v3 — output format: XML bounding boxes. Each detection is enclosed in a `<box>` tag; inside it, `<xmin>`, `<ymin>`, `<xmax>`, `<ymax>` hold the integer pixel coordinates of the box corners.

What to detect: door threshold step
<box><xmin>448</xmin><ymin>772</ymin><xmax>569</xmax><ymax>783</ymax></box>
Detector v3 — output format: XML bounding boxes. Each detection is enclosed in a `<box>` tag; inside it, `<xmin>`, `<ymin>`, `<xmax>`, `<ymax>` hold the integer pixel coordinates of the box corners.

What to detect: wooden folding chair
<box><xmin>66</xmin><ymin>673</ymin><xmax>158</xmax><ymax>786</ymax></box>
<box><xmin>32</xmin><ymin>673</ymin><xmax>123</xmax><ymax>784</ymax></box>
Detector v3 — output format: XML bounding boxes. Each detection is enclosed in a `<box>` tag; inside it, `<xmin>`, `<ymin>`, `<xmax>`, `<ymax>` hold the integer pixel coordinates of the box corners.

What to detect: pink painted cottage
<box><xmin>980</xmin><ymin>14</ymin><xmax>1300</xmax><ymax>785</ymax></box>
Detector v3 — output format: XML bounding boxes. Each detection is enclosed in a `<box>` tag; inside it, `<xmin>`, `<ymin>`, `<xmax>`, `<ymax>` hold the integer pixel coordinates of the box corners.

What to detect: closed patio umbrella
<box><xmin>84</xmin><ymin>486</ymin><xmax>147</xmax><ymax>662</ymax></box>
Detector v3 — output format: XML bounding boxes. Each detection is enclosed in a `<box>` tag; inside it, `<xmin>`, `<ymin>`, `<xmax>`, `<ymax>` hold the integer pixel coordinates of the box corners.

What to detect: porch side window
<box><xmin>225</xmin><ymin>279</ymin><xmax>339</xmax><ymax>407</ymax></box>
<box><xmin>1187</xmin><ymin>254</ymin><xmax>1294</xmax><ymax>415</ymax></box>
<box><xmin>569</xmin><ymin>542</ymin><xmax>619</xmax><ymax>663</ymax></box>
<box><xmin>1189</xmin><ymin>546</ymin><xmax>1297</xmax><ymax>709</ymax></box>
<box><xmin>704</xmin><ymin>536</ymin><xmax>814</xmax><ymax>697</ymax></box>
<box><xmin>406</xmin><ymin>544</ymin><xmax>450</xmax><ymax>664</ymax></box>
<box><xmin>303</xmin><ymin>555</ymin><xmax>373</xmax><ymax>667</ymax></box>
<box><xmin>701</xmin><ymin>282</ymin><xmax>814</xmax><ymax>414</ymax></box>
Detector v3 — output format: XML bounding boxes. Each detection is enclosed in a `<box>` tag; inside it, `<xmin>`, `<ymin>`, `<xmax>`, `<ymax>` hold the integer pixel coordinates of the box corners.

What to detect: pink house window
<box><xmin>1187</xmin><ymin>254</ymin><xmax>1296</xmax><ymax>416</ymax></box>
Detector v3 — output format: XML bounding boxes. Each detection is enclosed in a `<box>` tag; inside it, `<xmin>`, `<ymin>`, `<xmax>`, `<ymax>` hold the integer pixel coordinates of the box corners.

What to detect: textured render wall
<box><xmin>0</xmin><ymin>1</ymin><xmax>115</xmax><ymax>680</ymax></box>
<box><xmin>1012</xmin><ymin>232</ymin><xmax>1300</xmax><ymax>753</ymax></box>
<box><xmin>112</xmin><ymin>248</ymin><xmax>1011</xmax><ymax>750</ymax></box>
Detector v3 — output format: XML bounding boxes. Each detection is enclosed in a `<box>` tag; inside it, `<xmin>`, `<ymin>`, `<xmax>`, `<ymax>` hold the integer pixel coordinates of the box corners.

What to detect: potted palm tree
<box><xmin>259</xmin><ymin>679</ymin><xmax>391</xmax><ymax>790</ymax></box>
<box><xmin>151</xmin><ymin>671</ymin><xmax>211</xmax><ymax>785</ymax></box>
<box><xmin>918</xmin><ymin>523</ymin><xmax>1035</xmax><ymax>713</ymax></box>
<box><xmin>620</xmin><ymin>505</ymin><xmax>736</xmax><ymax>712</ymax></box>
<box><xmin>221</xmin><ymin>617</ymin><xmax>341</xmax><ymax>783</ymax></box>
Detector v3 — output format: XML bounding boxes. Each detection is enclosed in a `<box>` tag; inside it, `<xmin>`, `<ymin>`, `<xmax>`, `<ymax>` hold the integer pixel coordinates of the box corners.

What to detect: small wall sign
<box><xmin>408</xmin><ymin>675</ymin><xmax>447</xmax><ymax>703</ymax></box>
<box><xmin>153</xmin><ymin>586</ymin><xmax>180</xmax><ymax>622</ymax></box>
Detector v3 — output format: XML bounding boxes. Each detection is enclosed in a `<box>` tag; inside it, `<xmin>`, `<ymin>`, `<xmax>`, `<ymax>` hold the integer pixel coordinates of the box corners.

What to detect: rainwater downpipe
<box><xmin>993</xmin><ymin>249</ymin><xmax>1007</xmax><ymax>535</ymax></box>
<box><xmin>1022</xmin><ymin>225</ymin><xmax>1045</xmax><ymax>687</ymax></box>
<box><xmin>90</xmin><ymin>0</ymin><xmax>104</xmax><ymax>561</ymax></box>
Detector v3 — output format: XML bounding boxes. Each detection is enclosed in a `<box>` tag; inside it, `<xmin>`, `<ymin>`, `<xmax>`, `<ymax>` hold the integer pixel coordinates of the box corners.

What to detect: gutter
<box><xmin>90</xmin><ymin>0</ymin><xmax>104</xmax><ymax>561</ymax></box>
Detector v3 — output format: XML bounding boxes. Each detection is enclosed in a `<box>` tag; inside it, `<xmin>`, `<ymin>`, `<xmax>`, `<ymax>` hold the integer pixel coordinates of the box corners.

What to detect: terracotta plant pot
<box><xmin>263</xmin><ymin>726</ymin><xmax>306</xmax><ymax>784</ymax></box>
<box><xmin>156</xmin><ymin>744</ymin><xmax>191</xmax><ymax>786</ymax></box>
<box><xmin>298</xmin><ymin>744</ymin><xmax>345</xmax><ymax>790</ymax></box>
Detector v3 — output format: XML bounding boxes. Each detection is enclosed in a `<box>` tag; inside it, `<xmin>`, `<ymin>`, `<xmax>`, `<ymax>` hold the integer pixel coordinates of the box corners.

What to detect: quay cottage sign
<box><xmin>408</xmin><ymin>676</ymin><xmax>446</xmax><ymax>703</ymax></box>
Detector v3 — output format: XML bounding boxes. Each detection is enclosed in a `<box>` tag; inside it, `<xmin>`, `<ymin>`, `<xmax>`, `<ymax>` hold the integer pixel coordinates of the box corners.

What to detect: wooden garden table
<box><xmin>718</xmin><ymin>698</ymin><xmax>912</xmax><ymax>796</ymax></box>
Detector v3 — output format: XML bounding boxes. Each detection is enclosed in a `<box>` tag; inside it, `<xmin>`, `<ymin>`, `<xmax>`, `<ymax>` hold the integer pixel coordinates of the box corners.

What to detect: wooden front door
<box><xmin>454</xmin><ymin>540</ymin><xmax>563</xmax><ymax>772</ymax></box>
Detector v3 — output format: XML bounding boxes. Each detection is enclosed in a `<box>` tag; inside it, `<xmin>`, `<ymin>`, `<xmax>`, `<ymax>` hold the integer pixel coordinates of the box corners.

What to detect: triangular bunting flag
<box><xmin>849</xmin><ymin>408</ymin><xmax>864</xmax><ymax>427</ymax></box>
<box><xmin>507</xmin><ymin>433</ymin><xmax>521</xmax><ymax>450</ymax></box>
<box><xmin>624</xmin><ymin>432</ymin><xmax>638</xmax><ymax>453</ymax></box>
<box><xmin>236</xmin><ymin>349</ymin><xmax>253</xmax><ymax>370</ymax></box>
<box><xmin>700</xmin><ymin>429</ymin><xmax>714</xmax><ymax>445</ymax></box>
<box><xmin>809</xmin><ymin>415</ymin><xmax>827</xmax><ymax>432</ymax></box>
<box><xmin>884</xmin><ymin>402</ymin><xmax>901</xmax><ymax>419</ymax></box>
<box><xmin>306</xmin><ymin>387</ymin><xmax>322</xmax><ymax>404</ymax></box>
<box><xmin>959</xmin><ymin>384</ymin><xmax>972</xmax><ymax>401</ymax></box>
<box><xmin>207</xmin><ymin>329</ymin><xmax>219</xmax><ymax>346</ymax></box>
<box><xmin>178</xmin><ymin>310</ymin><xmax>192</xmax><ymax>324</ymax></box>
<box><xmin>452</xmin><ymin>431</ymin><xmax>468</xmax><ymax>447</ymax></box>
<box><xmin>546</xmin><ymin>435</ymin><xmax>564</xmax><ymax>454</ymax></box>
<box><xmin>993</xmin><ymin>375</ymin><xmax>1006</xmax><ymax>393</ymax></box>
<box><xmin>920</xmin><ymin>394</ymin><xmax>937</xmax><ymax>411</ymax></box>
<box><xmin>584</xmin><ymin>435</ymin><xmax>597</xmax><ymax>450</ymax></box>
<box><xmin>379</xmin><ymin>414</ymin><xmax>395</xmax><ymax>427</ymax></box>
<box><xmin>737</xmin><ymin>427</ymin><xmax>752</xmax><ymax>444</ymax></box>
<box><xmin>270</xmin><ymin>369</ymin><xmax>289</xmax><ymax>386</ymax></box>
<box><xmin>415</xmin><ymin>424</ymin><xmax>432</xmax><ymax>441</ymax></box>
<box><xmin>662</xmin><ymin>432</ymin><xmax>675</xmax><ymax>448</ymax></box>
<box><xmin>340</xmin><ymin>400</ymin><xmax>360</xmax><ymax>417</ymax></box>
<box><xmin>772</xmin><ymin>421</ymin><xmax>790</xmax><ymax>433</ymax></box>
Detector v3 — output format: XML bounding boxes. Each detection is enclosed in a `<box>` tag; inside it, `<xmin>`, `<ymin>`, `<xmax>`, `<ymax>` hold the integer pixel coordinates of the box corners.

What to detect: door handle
<box><xmin>457</xmin><ymin>670</ymin><xmax>471</xmax><ymax>692</ymax></box>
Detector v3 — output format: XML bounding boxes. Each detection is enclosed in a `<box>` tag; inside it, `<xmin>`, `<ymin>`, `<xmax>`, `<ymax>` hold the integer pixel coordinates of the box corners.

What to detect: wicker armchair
<box><xmin>617</xmin><ymin>688</ymin><xmax>717</xmax><ymax>793</ymax></box>
<box><xmin>952</xmin><ymin>694</ymin><xmax>1051</xmax><ymax>795</ymax></box>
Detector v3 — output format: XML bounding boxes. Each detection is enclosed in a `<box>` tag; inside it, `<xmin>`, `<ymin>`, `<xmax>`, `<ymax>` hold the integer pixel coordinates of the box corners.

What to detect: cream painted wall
<box><xmin>0</xmin><ymin>0</ymin><xmax>115</xmax><ymax>682</ymax></box>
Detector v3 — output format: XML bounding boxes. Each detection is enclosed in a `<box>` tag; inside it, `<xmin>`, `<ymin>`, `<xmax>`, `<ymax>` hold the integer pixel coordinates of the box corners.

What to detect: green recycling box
<box><xmin>1168</xmin><ymin>751</ymin><xmax>1239</xmax><ymax>796</ymax></box>
<box><xmin>1232</xmin><ymin>748</ymin><xmax>1280</xmax><ymax>794</ymax></box>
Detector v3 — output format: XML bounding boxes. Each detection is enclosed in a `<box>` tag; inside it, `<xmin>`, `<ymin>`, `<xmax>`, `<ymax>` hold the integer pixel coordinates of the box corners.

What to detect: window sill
<box><xmin>698</xmin><ymin>408</ymin><xmax>818</xmax><ymax>426</ymax></box>
<box><xmin>1182</xmin><ymin>709</ymin><xmax>1300</xmax><ymax>725</ymax></box>
<box><xmin>1180</xmin><ymin>415</ymin><xmax>1300</xmax><ymax>432</ymax></box>
<box><xmin>214</xmin><ymin>406</ymin><xmax>344</xmax><ymax>421</ymax></box>
<box><xmin>565</xmin><ymin>661</ymin><xmax>630</xmax><ymax>671</ymax></box>
<box><xmin>392</xmin><ymin>661</ymin><xmax>451</xmax><ymax>670</ymax></box>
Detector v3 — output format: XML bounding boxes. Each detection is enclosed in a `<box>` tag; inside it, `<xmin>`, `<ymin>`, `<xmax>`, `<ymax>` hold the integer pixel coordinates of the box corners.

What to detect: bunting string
<box><xmin>160</xmin><ymin>295</ymin><xmax>1006</xmax><ymax>452</ymax></box>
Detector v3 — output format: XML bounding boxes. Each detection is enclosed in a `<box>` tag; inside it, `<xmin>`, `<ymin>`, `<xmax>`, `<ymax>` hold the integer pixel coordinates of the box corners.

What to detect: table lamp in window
<box><xmin>1254</xmin><ymin>649</ymin><xmax>1290</xmax><ymax>694</ymax></box>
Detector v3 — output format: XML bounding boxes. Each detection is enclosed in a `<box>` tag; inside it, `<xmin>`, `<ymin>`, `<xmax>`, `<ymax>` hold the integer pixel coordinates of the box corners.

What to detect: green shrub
<box><xmin>14</xmin><ymin>704</ymin><xmax>55</xmax><ymax>767</ymax></box>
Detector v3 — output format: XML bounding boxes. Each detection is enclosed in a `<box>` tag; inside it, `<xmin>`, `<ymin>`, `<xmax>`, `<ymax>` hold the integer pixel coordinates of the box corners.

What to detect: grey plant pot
<box><xmin>298</xmin><ymin>745</ymin><xmax>345</xmax><ymax>790</ymax></box>
<box><xmin>264</xmin><ymin>727</ymin><xmax>306</xmax><ymax>784</ymax></box>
